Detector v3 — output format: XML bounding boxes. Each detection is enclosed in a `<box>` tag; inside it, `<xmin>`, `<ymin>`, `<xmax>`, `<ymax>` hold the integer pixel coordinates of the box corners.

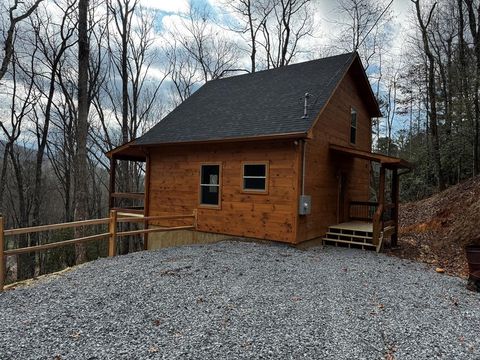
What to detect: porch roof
<box><xmin>329</xmin><ymin>144</ymin><xmax>412</xmax><ymax>169</ymax></box>
<box><xmin>105</xmin><ymin>140</ymin><xmax>146</xmax><ymax>162</ymax></box>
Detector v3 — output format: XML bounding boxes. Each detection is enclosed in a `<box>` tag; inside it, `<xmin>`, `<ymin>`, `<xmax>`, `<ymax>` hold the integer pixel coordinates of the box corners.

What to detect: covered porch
<box><xmin>323</xmin><ymin>144</ymin><xmax>412</xmax><ymax>252</ymax></box>
<box><xmin>106</xmin><ymin>141</ymin><xmax>149</xmax><ymax>216</ymax></box>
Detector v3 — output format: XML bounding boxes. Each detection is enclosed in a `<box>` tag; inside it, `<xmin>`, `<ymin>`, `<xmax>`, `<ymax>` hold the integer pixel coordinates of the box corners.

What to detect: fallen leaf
<box><xmin>435</xmin><ymin>267</ymin><xmax>445</xmax><ymax>273</ymax></box>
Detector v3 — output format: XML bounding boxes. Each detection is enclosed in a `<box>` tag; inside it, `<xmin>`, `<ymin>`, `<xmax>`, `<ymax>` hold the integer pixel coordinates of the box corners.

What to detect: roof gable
<box><xmin>135</xmin><ymin>52</ymin><xmax>379</xmax><ymax>146</ymax></box>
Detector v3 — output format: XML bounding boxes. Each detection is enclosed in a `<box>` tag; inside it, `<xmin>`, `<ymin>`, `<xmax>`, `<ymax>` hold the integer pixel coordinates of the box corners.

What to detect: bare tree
<box><xmin>73</xmin><ymin>0</ymin><xmax>90</xmax><ymax>264</ymax></box>
<box><xmin>0</xmin><ymin>47</ymin><xmax>39</xmax><ymax>279</ymax></box>
<box><xmin>381</xmin><ymin>66</ymin><xmax>400</xmax><ymax>155</ymax></box>
<box><xmin>0</xmin><ymin>0</ymin><xmax>44</xmax><ymax>81</ymax></box>
<box><xmin>96</xmin><ymin>0</ymin><xmax>167</xmax><ymax>252</ymax></box>
<box><xmin>259</xmin><ymin>0</ymin><xmax>313</xmax><ymax>68</ymax></box>
<box><xmin>171</xmin><ymin>4</ymin><xmax>241</xmax><ymax>82</ymax></box>
<box><xmin>104</xmin><ymin>0</ymin><xmax>166</xmax><ymax>150</ymax></box>
<box><xmin>107</xmin><ymin>0</ymin><xmax>138</xmax><ymax>148</ymax></box>
<box><xmin>164</xmin><ymin>38</ymin><xmax>200</xmax><ymax>105</ymax></box>
<box><xmin>412</xmin><ymin>0</ymin><xmax>444</xmax><ymax>190</ymax></box>
<box><xmin>30</xmin><ymin>1</ymin><xmax>77</xmax><ymax>232</ymax></box>
<box><xmin>227</xmin><ymin>0</ymin><xmax>274</xmax><ymax>72</ymax></box>
<box><xmin>334</xmin><ymin>0</ymin><xmax>393</xmax><ymax>68</ymax></box>
<box><xmin>464</xmin><ymin>0</ymin><xmax>480</xmax><ymax>175</ymax></box>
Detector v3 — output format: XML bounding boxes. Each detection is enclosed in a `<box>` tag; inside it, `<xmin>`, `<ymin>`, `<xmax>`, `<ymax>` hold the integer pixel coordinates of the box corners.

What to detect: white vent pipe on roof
<box><xmin>302</xmin><ymin>92</ymin><xmax>310</xmax><ymax>119</ymax></box>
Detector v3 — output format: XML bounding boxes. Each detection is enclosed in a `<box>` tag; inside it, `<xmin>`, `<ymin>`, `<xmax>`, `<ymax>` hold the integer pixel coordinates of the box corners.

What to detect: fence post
<box><xmin>108</xmin><ymin>210</ymin><xmax>117</xmax><ymax>257</ymax></box>
<box><xmin>0</xmin><ymin>214</ymin><xmax>4</xmax><ymax>291</ymax></box>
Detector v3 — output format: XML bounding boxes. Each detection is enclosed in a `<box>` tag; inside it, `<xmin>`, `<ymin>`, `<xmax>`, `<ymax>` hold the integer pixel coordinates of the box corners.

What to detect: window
<box><xmin>243</xmin><ymin>163</ymin><xmax>268</xmax><ymax>192</ymax></box>
<box><xmin>200</xmin><ymin>164</ymin><xmax>221</xmax><ymax>206</ymax></box>
<box><xmin>350</xmin><ymin>108</ymin><xmax>357</xmax><ymax>144</ymax></box>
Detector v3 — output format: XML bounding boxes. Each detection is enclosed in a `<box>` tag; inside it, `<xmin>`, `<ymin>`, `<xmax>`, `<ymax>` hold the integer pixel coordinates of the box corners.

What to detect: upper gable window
<box><xmin>350</xmin><ymin>108</ymin><xmax>357</xmax><ymax>144</ymax></box>
<box><xmin>243</xmin><ymin>163</ymin><xmax>268</xmax><ymax>193</ymax></box>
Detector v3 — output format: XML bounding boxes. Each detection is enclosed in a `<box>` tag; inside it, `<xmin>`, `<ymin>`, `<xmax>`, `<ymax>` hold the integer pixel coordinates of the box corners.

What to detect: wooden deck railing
<box><xmin>349</xmin><ymin>201</ymin><xmax>378</xmax><ymax>221</ymax></box>
<box><xmin>349</xmin><ymin>200</ymin><xmax>397</xmax><ymax>252</ymax></box>
<box><xmin>0</xmin><ymin>210</ymin><xmax>197</xmax><ymax>291</ymax></box>
<box><xmin>109</xmin><ymin>192</ymin><xmax>145</xmax><ymax>214</ymax></box>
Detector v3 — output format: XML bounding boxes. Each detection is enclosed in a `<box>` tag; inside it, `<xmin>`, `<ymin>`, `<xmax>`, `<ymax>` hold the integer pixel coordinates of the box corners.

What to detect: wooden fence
<box><xmin>0</xmin><ymin>210</ymin><xmax>197</xmax><ymax>291</ymax></box>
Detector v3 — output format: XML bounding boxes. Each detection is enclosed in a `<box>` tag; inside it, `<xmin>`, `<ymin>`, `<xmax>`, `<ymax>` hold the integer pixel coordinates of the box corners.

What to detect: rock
<box><xmin>435</xmin><ymin>267</ymin><xmax>445</xmax><ymax>273</ymax></box>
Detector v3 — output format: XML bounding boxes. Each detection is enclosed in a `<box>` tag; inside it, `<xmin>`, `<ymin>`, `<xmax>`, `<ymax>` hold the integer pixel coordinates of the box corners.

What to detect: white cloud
<box><xmin>139</xmin><ymin>0</ymin><xmax>190</xmax><ymax>14</ymax></box>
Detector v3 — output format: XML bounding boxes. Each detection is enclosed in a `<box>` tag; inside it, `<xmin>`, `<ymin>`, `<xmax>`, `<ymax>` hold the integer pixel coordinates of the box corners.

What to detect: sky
<box><xmin>138</xmin><ymin>0</ymin><xmax>416</xmax><ymax>95</ymax></box>
<box><xmin>137</xmin><ymin>0</ymin><xmax>415</xmax><ymax>71</ymax></box>
<box><xmin>138</xmin><ymin>0</ymin><xmax>413</xmax><ymax>41</ymax></box>
<box><xmin>0</xmin><ymin>0</ymin><xmax>417</xmax><ymax>146</ymax></box>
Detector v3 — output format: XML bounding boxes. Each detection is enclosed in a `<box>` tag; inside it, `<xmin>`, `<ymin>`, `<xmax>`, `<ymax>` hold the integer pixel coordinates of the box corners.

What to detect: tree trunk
<box><xmin>464</xmin><ymin>0</ymin><xmax>480</xmax><ymax>175</ymax></box>
<box><xmin>413</xmin><ymin>0</ymin><xmax>445</xmax><ymax>190</ymax></box>
<box><xmin>74</xmin><ymin>0</ymin><xmax>90</xmax><ymax>265</ymax></box>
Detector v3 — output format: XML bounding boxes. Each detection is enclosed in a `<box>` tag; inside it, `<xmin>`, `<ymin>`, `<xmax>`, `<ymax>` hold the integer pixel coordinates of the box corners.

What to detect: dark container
<box><xmin>466</xmin><ymin>245</ymin><xmax>480</xmax><ymax>275</ymax></box>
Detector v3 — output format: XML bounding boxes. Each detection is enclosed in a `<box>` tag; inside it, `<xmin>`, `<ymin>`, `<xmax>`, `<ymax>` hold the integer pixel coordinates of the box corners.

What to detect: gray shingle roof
<box><xmin>136</xmin><ymin>52</ymin><xmax>362</xmax><ymax>145</ymax></box>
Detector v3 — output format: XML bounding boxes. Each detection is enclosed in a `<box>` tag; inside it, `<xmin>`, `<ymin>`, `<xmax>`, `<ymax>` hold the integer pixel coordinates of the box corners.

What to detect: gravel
<box><xmin>0</xmin><ymin>240</ymin><xmax>479</xmax><ymax>360</ymax></box>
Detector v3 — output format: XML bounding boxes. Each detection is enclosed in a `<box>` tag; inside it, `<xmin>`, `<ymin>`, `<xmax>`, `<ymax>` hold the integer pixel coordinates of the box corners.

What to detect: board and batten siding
<box><xmin>296</xmin><ymin>67</ymin><xmax>372</xmax><ymax>242</ymax></box>
<box><xmin>147</xmin><ymin>140</ymin><xmax>301</xmax><ymax>243</ymax></box>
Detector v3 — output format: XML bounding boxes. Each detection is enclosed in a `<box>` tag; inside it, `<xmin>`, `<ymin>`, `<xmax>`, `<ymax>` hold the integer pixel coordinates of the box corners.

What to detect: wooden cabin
<box><xmin>107</xmin><ymin>52</ymin><xmax>411</xmax><ymax>251</ymax></box>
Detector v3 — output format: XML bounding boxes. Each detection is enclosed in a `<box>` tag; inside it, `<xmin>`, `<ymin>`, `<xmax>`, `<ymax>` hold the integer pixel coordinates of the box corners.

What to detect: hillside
<box><xmin>390</xmin><ymin>176</ymin><xmax>480</xmax><ymax>277</ymax></box>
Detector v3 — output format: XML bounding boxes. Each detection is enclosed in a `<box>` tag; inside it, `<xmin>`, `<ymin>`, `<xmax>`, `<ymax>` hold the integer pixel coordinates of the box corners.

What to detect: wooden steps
<box><xmin>323</xmin><ymin>221</ymin><xmax>376</xmax><ymax>250</ymax></box>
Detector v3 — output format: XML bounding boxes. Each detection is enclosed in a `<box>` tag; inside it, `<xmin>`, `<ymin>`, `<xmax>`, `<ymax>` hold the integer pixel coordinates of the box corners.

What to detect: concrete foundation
<box><xmin>147</xmin><ymin>227</ymin><xmax>231</xmax><ymax>250</ymax></box>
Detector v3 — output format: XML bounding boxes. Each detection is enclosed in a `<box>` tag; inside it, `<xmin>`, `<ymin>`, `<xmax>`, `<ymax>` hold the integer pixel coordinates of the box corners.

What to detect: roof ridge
<box><xmin>210</xmin><ymin>52</ymin><xmax>357</xmax><ymax>83</ymax></box>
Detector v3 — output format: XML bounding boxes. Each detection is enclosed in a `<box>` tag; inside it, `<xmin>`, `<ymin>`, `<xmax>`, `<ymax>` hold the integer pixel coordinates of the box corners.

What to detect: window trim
<box><xmin>242</xmin><ymin>161</ymin><xmax>269</xmax><ymax>194</ymax></box>
<box><xmin>350</xmin><ymin>107</ymin><xmax>357</xmax><ymax>145</ymax></box>
<box><xmin>198</xmin><ymin>162</ymin><xmax>222</xmax><ymax>209</ymax></box>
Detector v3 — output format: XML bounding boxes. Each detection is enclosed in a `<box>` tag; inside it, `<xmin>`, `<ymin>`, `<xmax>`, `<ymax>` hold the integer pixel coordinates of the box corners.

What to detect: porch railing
<box><xmin>0</xmin><ymin>209</ymin><xmax>197</xmax><ymax>291</ymax></box>
<box><xmin>110</xmin><ymin>192</ymin><xmax>145</xmax><ymax>214</ymax></box>
<box><xmin>349</xmin><ymin>201</ymin><xmax>378</xmax><ymax>221</ymax></box>
<box><xmin>349</xmin><ymin>201</ymin><xmax>397</xmax><ymax>251</ymax></box>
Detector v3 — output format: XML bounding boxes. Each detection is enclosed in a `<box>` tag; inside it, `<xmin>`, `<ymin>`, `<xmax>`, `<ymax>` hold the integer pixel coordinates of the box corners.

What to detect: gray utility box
<box><xmin>299</xmin><ymin>195</ymin><xmax>311</xmax><ymax>215</ymax></box>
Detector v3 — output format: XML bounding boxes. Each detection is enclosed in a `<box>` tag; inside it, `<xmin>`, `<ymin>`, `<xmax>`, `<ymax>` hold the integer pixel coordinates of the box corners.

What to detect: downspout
<box><xmin>300</xmin><ymin>92</ymin><xmax>309</xmax><ymax>196</ymax></box>
<box><xmin>301</xmin><ymin>139</ymin><xmax>307</xmax><ymax>195</ymax></box>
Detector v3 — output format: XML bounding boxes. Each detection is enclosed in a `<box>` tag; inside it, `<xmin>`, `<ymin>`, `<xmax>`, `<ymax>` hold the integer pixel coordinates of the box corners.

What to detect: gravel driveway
<box><xmin>0</xmin><ymin>240</ymin><xmax>479</xmax><ymax>359</ymax></box>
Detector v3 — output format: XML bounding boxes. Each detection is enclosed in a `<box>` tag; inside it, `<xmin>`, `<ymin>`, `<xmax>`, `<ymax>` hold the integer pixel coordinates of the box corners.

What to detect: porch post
<box><xmin>391</xmin><ymin>168</ymin><xmax>399</xmax><ymax>247</ymax></box>
<box><xmin>372</xmin><ymin>165</ymin><xmax>386</xmax><ymax>247</ymax></box>
<box><xmin>143</xmin><ymin>154</ymin><xmax>151</xmax><ymax>251</ymax></box>
<box><xmin>109</xmin><ymin>157</ymin><xmax>116</xmax><ymax>209</ymax></box>
<box><xmin>378</xmin><ymin>166</ymin><xmax>385</xmax><ymax>209</ymax></box>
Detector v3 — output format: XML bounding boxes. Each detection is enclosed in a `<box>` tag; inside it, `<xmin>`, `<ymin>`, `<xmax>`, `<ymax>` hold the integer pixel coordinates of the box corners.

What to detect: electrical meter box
<box><xmin>299</xmin><ymin>195</ymin><xmax>311</xmax><ymax>215</ymax></box>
